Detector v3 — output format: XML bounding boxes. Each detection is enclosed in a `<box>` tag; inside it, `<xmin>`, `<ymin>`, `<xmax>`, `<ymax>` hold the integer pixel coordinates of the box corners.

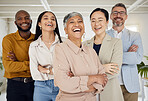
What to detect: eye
<box><xmin>51</xmin><ymin>18</ymin><xmax>55</xmax><ymax>21</ymax></box>
<box><xmin>69</xmin><ymin>21</ymin><xmax>74</xmax><ymax>23</ymax></box>
<box><xmin>43</xmin><ymin>17</ymin><xmax>48</xmax><ymax>20</ymax></box>
<box><xmin>25</xmin><ymin>17</ymin><xmax>30</xmax><ymax>20</ymax></box>
<box><xmin>17</xmin><ymin>18</ymin><xmax>22</xmax><ymax>20</ymax></box>
<box><xmin>78</xmin><ymin>20</ymin><xmax>83</xmax><ymax>23</ymax></box>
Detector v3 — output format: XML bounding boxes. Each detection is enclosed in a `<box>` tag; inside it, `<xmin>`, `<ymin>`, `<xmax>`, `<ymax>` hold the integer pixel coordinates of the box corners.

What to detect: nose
<box><xmin>22</xmin><ymin>18</ymin><xmax>26</xmax><ymax>23</ymax></box>
<box><xmin>74</xmin><ymin>22</ymin><xmax>79</xmax><ymax>26</ymax></box>
<box><xmin>95</xmin><ymin>20</ymin><xmax>100</xmax><ymax>25</ymax></box>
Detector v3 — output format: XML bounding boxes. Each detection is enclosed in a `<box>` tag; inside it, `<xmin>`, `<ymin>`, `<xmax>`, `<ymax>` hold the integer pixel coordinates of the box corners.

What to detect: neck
<box><xmin>69</xmin><ymin>37</ymin><xmax>81</xmax><ymax>48</ymax></box>
<box><xmin>18</xmin><ymin>30</ymin><xmax>31</xmax><ymax>40</ymax></box>
<box><xmin>113</xmin><ymin>25</ymin><xmax>124</xmax><ymax>33</ymax></box>
<box><xmin>94</xmin><ymin>32</ymin><xmax>106</xmax><ymax>44</ymax></box>
<box><xmin>42</xmin><ymin>31</ymin><xmax>55</xmax><ymax>43</ymax></box>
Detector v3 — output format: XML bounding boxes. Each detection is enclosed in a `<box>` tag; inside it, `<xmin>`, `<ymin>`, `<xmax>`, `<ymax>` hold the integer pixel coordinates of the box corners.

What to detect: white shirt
<box><xmin>111</xmin><ymin>28</ymin><xmax>125</xmax><ymax>85</ymax></box>
<box><xmin>29</xmin><ymin>35</ymin><xmax>62</xmax><ymax>80</ymax></box>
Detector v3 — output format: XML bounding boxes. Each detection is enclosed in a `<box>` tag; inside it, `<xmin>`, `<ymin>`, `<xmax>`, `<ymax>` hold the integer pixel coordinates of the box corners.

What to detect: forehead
<box><xmin>68</xmin><ymin>15</ymin><xmax>83</xmax><ymax>21</ymax></box>
<box><xmin>112</xmin><ymin>7</ymin><xmax>126</xmax><ymax>12</ymax></box>
<box><xmin>43</xmin><ymin>12</ymin><xmax>55</xmax><ymax>17</ymax></box>
<box><xmin>91</xmin><ymin>11</ymin><xmax>105</xmax><ymax>18</ymax></box>
<box><xmin>16</xmin><ymin>11</ymin><xmax>30</xmax><ymax>18</ymax></box>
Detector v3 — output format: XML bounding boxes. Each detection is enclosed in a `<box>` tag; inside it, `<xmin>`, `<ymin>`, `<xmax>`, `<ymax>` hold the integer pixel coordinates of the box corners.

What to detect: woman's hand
<box><xmin>38</xmin><ymin>64</ymin><xmax>53</xmax><ymax>74</ymax></box>
<box><xmin>88</xmin><ymin>74</ymin><xmax>108</xmax><ymax>87</ymax></box>
<box><xmin>103</xmin><ymin>63</ymin><xmax>119</xmax><ymax>75</ymax></box>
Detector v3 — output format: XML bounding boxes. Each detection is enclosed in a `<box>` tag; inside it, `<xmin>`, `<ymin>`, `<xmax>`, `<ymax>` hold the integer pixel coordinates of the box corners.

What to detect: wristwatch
<box><xmin>47</xmin><ymin>69</ymin><xmax>50</xmax><ymax>74</ymax></box>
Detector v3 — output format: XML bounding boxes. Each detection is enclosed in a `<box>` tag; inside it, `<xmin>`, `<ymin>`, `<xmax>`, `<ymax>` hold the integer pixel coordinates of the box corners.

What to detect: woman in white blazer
<box><xmin>83</xmin><ymin>8</ymin><xmax>124</xmax><ymax>101</ymax></box>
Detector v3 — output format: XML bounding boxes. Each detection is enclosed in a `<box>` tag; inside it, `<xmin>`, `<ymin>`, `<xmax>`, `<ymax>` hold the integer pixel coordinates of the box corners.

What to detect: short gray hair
<box><xmin>63</xmin><ymin>12</ymin><xmax>83</xmax><ymax>28</ymax></box>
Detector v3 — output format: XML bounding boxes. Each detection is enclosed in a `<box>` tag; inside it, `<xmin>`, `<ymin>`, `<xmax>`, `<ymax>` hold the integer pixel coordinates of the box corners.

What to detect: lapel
<box><xmin>85</xmin><ymin>34</ymin><xmax>112</xmax><ymax>59</ymax></box>
<box><xmin>99</xmin><ymin>34</ymin><xmax>112</xmax><ymax>60</ymax></box>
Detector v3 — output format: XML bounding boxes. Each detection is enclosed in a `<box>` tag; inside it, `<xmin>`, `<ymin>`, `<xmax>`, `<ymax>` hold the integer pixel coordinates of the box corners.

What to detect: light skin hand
<box><xmin>7</xmin><ymin>51</ymin><xmax>17</xmax><ymax>61</ymax></box>
<box><xmin>128</xmin><ymin>44</ymin><xmax>138</xmax><ymax>52</ymax></box>
<box><xmin>103</xmin><ymin>63</ymin><xmax>119</xmax><ymax>75</ymax></box>
<box><xmin>88</xmin><ymin>74</ymin><xmax>108</xmax><ymax>87</ymax></box>
<box><xmin>38</xmin><ymin>64</ymin><xmax>53</xmax><ymax>74</ymax></box>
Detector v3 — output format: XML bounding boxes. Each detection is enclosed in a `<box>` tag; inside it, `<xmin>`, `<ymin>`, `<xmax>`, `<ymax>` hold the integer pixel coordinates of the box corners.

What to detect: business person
<box><xmin>107</xmin><ymin>3</ymin><xmax>143</xmax><ymax>101</ymax></box>
<box><xmin>53</xmin><ymin>12</ymin><xmax>108</xmax><ymax>101</ymax></box>
<box><xmin>83</xmin><ymin>8</ymin><xmax>124</xmax><ymax>101</ymax></box>
<box><xmin>29</xmin><ymin>11</ymin><xmax>62</xmax><ymax>101</ymax></box>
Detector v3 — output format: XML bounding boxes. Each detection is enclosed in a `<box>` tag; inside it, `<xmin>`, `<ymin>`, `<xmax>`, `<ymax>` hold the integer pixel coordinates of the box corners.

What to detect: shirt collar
<box><xmin>111</xmin><ymin>27</ymin><xmax>126</xmax><ymax>34</ymax></box>
<box><xmin>16</xmin><ymin>30</ymin><xmax>34</xmax><ymax>41</ymax></box>
<box><xmin>64</xmin><ymin>39</ymin><xmax>87</xmax><ymax>54</ymax></box>
<box><xmin>37</xmin><ymin>34</ymin><xmax>60</xmax><ymax>47</ymax></box>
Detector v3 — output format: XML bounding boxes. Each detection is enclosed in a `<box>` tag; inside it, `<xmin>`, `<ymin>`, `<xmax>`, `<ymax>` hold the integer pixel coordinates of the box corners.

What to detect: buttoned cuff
<box><xmin>93</xmin><ymin>83</ymin><xmax>104</xmax><ymax>94</ymax></box>
<box><xmin>80</xmin><ymin>76</ymin><xmax>89</xmax><ymax>92</ymax></box>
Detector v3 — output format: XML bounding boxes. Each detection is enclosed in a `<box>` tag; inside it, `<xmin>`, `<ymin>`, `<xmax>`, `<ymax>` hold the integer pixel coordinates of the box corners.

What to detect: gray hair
<box><xmin>63</xmin><ymin>12</ymin><xmax>83</xmax><ymax>28</ymax></box>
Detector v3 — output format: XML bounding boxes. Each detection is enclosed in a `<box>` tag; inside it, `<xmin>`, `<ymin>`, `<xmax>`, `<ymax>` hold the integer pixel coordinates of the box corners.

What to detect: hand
<box><xmin>7</xmin><ymin>51</ymin><xmax>17</xmax><ymax>61</ymax></box>
<box><xmin>88</xmin><ymin>74</ymin><xmax>108</xmax><ymax>87</ymax></box>
<box><xmin>128</xmin><ymin>44</ymin><xmax>138</xmax><ymax>52</ymax></box>
<box><xmin>38</xmin><ymin>64</ymin><xmax>53</xmax><ymax>74</ymax></box>
<box><xmin>95</xmin><ymin>74</ymin><xmax>108</xmax><ymax>87</ymax></box>
<box><xmin>103</xmin><ymin>63</ymin><xmax>119</xmax><ymax>75</ymax></box>
<box><xmin>67</xmin><ymin>71</ymin><xmax>74</xmax><ymax>77</ymax></box>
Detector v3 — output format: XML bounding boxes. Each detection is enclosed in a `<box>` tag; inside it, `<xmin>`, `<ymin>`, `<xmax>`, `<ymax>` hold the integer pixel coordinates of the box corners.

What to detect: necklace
<box><xmin>43</xmin><ymin>40</ymin><xmax>54</xmax><ymax>45</ymax></box>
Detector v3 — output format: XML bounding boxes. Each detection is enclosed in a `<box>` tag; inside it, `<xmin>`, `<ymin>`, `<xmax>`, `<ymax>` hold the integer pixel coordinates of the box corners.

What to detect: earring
<box><xmin>39</xmin><ymin>26</ymin><xmax>42</xmax><ymax>30</ymax></box>
<box><xmin>83</xmin><ymin>33</ymin><xmax>86</xmax><ymax>39</ymax></box>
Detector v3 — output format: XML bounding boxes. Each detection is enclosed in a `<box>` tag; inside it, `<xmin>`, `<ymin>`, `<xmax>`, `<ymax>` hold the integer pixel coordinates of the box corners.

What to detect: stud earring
<box><xmin>39</xmin><ymin>26</ymin><xmax>42</xmax><ymax>30</ymax></box>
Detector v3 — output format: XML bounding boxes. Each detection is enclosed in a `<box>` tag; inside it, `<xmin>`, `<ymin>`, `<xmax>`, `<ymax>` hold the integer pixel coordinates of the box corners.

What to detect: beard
<box><xmin>16</xmin><ymin>23</ymin><xmax>32</xmax><ymax>32</ymax></box>
<box><xmin>113</xmin><ymin>17</ymin><xmax>124</xmax><ymax>27</ymax></box>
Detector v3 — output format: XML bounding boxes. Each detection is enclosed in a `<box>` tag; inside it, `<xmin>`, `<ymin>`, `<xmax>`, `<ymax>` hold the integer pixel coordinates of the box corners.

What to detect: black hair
<box><xmin>34</xmin><ymin>11</ymin><xmax>62</xmax><ymax>43</ymax></box>
<box><xmin>90</xmin><ymin>8</ymin><xmax>109</xmax><ymax>21</ymax></box>
<box><xmin>111</xmin><ymin>3</ymin><xmax>127</xmax><ymax>14</ymax></box>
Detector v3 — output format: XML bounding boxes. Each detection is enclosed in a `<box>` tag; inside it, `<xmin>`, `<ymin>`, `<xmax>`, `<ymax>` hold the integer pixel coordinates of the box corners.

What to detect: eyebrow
<box><xmin>91</xmin><ymin>17</ymin><xmax>104</xmax><ymax>20</ymax></box>
<box><xmin>43</xmin><ymin>15</ymin><xmax>55</xmax><ymax>18</ymax></box>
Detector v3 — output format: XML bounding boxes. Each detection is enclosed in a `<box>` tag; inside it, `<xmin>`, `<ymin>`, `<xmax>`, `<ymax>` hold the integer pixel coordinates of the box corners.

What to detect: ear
<box><xmin>125</xmin><ymin>15</ymin><xmax>128</xmax><ymax>20</ymax></box>
<box><xmin>64</xmin><ymin>27</ymin><xmax>68</xmax><ymax>34</ymax></box>
<box><xmin>38</xmin><ymin>22</ymin><xmax>41</xmax><ymax>27</ymax></box>
<box><xmin>14</xmin><ymin>21</ymin><xmax>17</xmax><ymax>25</ymax></box>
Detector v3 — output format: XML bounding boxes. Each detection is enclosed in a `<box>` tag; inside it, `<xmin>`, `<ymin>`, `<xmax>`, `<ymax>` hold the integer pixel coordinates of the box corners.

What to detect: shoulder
<box><xmin>126</xmin><ymin>29</ymin><xmax>140</xmax><ymax>37</ymax></box>
<box><xmin>29</xmin><ymin>39</ymin><xmax>40</xmax><ymax>48</ymax></box>
<box><xmin>2</xmin><ymin>33</ymin><xmax>16</xmax><ymax>45</ymax></box>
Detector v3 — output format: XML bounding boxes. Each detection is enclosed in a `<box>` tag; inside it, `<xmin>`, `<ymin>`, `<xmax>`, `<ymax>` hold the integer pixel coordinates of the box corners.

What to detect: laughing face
<box><xmin>110</xmin><ymin>7</ymin><xmax>127</xmax><ymax>27</ymax></box>
<box><xmin>15</xmin><ymin>11</ymin><xmax>32</xmax><ymax>32</ymax></box>
<box><xmin>91</xmin><ymin>11</ymin><xmax>108</xmax><ymax>36</ymax></box>
<box><xmin>38</xmin><ymin>12</ymin><xmax>56</xmax><ymax>32</ymax></box>
<box><xmin>64</xmin><ymin>15</ymin><xmax>85</xmax><ymax>40</ymax></box>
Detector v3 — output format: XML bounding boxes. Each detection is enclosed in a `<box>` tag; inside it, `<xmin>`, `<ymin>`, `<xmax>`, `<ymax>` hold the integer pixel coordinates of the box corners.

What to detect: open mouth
<box><xmin>95</xmin><ymin>27</ymin><xmax>102</xmax><ymax>30</ymax></box>
<box><xmin>21</xmin><ymin>24</ymin><xmax>28</xmax><ymax>27</ymax></box>
<box><xmin>73</xmin><ymin>28</ymin><xmax>81</xmax><ymax>32</ymax></box>
<box><xmin>47</xmin><ymin>24</ymin><xmax>52</xmax><ymax>26</ymax></box>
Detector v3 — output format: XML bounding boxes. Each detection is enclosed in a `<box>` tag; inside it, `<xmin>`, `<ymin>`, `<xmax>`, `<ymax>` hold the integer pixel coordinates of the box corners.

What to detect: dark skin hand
<box><xmin>7</xmin><ymin>51</ymin><xmax>17</xmax><ymax>61</ymax></box>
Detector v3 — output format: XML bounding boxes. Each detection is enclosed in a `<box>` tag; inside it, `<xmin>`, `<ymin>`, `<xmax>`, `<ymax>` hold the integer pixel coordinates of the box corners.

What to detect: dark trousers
<box><xmin>7</xmin><ymin>79</ymin><xmax>34</xmax><ymax>101</ymax></box>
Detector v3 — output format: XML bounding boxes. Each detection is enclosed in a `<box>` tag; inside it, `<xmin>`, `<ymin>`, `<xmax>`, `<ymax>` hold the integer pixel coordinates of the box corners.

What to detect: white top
<box><xmin>111</xmin><ymin>28</ymin><xmax>125</xmax><ymax>85</ymax></box>
<box><xmin>29</xmin><ymin>35</ymin><xmax>62</xmax><ymax>80</ymax></box>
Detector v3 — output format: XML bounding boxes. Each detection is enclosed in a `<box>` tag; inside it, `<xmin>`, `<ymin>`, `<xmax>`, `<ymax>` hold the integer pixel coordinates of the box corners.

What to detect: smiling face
<box><xmin>38</xmin><ymin>12</ymin><xmax>56</xmax><ymax>32</ymax></box>
<box><xmin>64</xmin><ymin>15</ymin><xmax>85</xmax><ymax>40</ymax></box>
<box><xmin>110</xmin><ymin>7</ymin><xmax>127</xmax><ymax>27</ymax></box>
<box><xmin>15</xmin><ymin>11</ymin><xmax>32</xmax><ymax>32</ymax></box>
<box><xmin>91</xmin><ymin>11</ymin><xmax>108</xmax><ymax>36</ymax></box>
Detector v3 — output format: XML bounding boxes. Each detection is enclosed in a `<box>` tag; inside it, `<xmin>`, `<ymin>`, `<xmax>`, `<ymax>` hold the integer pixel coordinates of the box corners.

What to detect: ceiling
<box><xmin>0</xmin><ymin>0</ymin><xmax>148</xmax><ymax>19</ymax></box>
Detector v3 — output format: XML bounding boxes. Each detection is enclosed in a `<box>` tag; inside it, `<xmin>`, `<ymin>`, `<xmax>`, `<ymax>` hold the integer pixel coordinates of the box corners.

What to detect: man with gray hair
<box><xmin>2</xmin><ymin>10</ymin><xmax>34</xmax><ymax>101</ymax></box>
<box><xmin>107</xmin><ymin>3</ymin><xmax>143</xmax><ymax>101</ymax></box>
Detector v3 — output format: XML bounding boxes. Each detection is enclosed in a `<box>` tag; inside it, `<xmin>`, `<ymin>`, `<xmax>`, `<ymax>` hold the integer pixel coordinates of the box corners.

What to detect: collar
<box><xmin>16</xmin><ymin>30</ymin><xmax>34</xmax><ymax>41</ymax></box>
<box><xmin>111</xmin><ymin>27</ymin><xmax>126</xmax><ymax>34</ymax></box>
<box><xmin>64</xmin><ymin>39</ymin><xmax>87</xmax><ymax>54</ymax></box>
<box><xmin>34</xmin><ymin>34</ymin><xmax>60</xmax><ymax>47</ymax></box>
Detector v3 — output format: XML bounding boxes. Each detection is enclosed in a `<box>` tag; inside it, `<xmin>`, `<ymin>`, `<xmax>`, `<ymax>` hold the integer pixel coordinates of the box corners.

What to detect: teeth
<box><xmin>95</xmin><ymin>27</ymin><xmax>101</xmax><ymax>30</ymax></box>
<box><xmin>73</xmin><ymin>28</ymin><xmax>80</xmax><ymax>32</ymax></box>
<box><xmin>47</xmin><ymin>24</ymin><xmax>52</xmax><ymax>26</ymax></box>
<box><xmin>22</xmin><ymin>24</ymin><xmax>27</xmax><ymax>26</ymax></box>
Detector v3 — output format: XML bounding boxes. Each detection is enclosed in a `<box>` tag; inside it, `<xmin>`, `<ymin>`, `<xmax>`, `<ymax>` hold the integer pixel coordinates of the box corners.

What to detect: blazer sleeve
<box><xmin>53</xmin><ymin>44</ymin><xmax>89</xmax><ymax>93</ymax></box>
<box><xmin>107</xmin><ymin>39</ymin><xmax>123</xmax><ymax>80</ymax></box>
<box><xmin>122</xmin><ymin>32</ymin><xmax>143</xmax><ymax>65</ymax></box>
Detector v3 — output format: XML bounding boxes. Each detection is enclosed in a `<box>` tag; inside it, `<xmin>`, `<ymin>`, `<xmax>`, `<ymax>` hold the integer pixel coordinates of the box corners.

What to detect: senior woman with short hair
<box><xmin>53</xmin><ymin>12</ymin><xmax>108</xmax><ymax>101</ymax></box>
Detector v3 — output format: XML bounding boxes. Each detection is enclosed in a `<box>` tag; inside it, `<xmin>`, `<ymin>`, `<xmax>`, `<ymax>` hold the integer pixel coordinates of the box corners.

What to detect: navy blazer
<box><xmin>107</xmin><ymin>28</ymin><xmax>143</xmax><ymax>93</ymax></box>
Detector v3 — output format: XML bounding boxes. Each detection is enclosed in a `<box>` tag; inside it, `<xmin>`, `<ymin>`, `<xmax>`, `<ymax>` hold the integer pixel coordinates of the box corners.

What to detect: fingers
<box><xmin>128</xmin><ymin>44</ymin><xmax>138</xmax><ymax>52</ymax></box>
<box><xmin>67</xmin><ymin>71</ymin><xmax>74</xmax><ymax>77</ymax></box>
